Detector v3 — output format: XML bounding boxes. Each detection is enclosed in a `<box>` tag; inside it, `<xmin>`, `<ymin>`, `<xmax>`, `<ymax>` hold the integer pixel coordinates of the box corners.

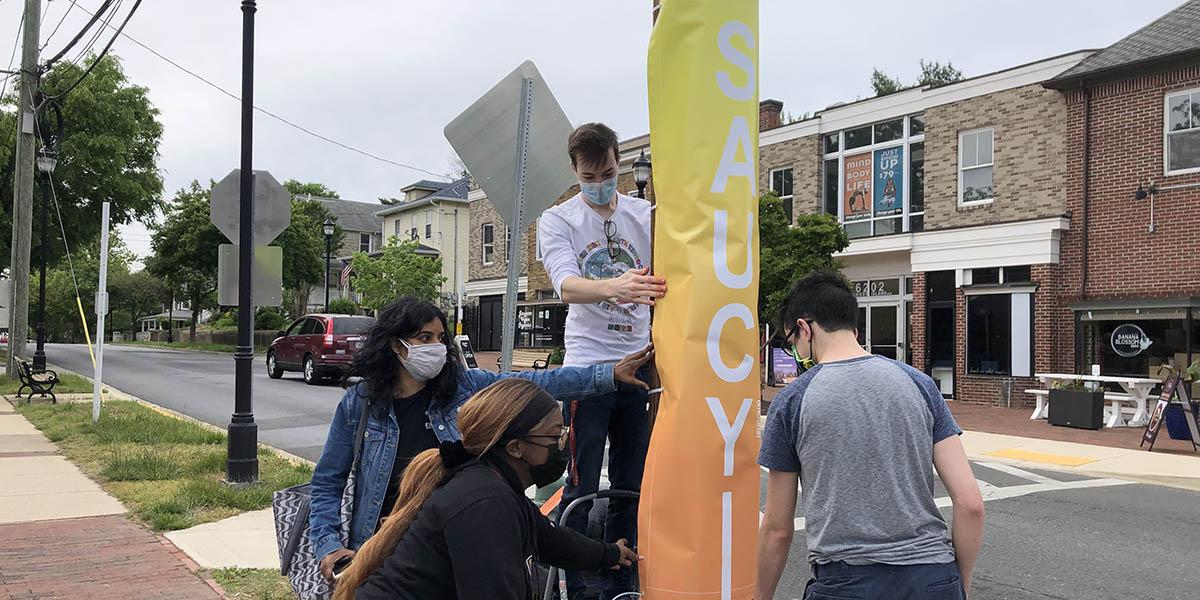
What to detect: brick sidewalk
<box><xmin>0</xmin><ymin>515</ymin><xmax>224</xmax><ymax>600</ymax></box>
<box><xmin>949</xmin><ymin>401</ymin><xmax>1199</xmax><ymax>456</ymax></box>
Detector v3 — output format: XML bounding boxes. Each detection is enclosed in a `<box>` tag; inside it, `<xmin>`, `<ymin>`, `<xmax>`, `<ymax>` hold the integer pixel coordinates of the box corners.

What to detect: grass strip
<box><xmin>211</xmin><ymin>568</ymin><xmax>295</xmax><ymax>600</ymax></box>
<box><xmin>18</xmin><ymin>400</ymin><xmax>312</xmax><ymax>531</ymax></box>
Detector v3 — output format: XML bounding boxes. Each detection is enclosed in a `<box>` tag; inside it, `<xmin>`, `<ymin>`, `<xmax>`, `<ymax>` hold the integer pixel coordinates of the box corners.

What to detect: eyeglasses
<box><xmin>522</xmin><ymin>425</ymin><xmax>570</xmax><ymax>451</ymax></box>
<box><xmin>781</xmin><ymin>319</ymin><xmax>812</xmax><ymax>359</ymax></box>
<box><xmin>603</xmin><ymin>220</ymin><xmax>619</xmax><ymax>260</ymax></box>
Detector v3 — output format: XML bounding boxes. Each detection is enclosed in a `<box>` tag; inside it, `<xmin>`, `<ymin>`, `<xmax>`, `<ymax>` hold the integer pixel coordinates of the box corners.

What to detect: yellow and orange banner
<box><xmin>641</xmin><ymin>1</ymin><xmax>760</xmax><ymax>599</ymax></box>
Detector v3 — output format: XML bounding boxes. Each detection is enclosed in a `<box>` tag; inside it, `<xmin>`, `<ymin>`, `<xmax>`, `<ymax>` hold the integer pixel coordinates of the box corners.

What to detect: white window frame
<box><xmin>504</xmin><ymin>224</ymin><xmax>512</xmax><ymax>263</ymax></box>
<box><xmin>425</xmin><ymin>210</ymin><xmax>433</xmax><ymax>239</ymax></box>
<box><xmin>359</xmin><ymin>232</ymin><xmax>372</xmax><ymax>253</ymax></box>
<box><xmin>958</xmin><ymin>127</ymin><xmax>995</xmax><ymax>207</ymax></box>
<box><xmin>393</xmin><ymin>219</ymin><xmax>401</xmax><ymax>237</ymax></box>
<box><xmin>534</xmin><ymin>218</ymin><xmax>543</xmax><ymax>262</ymax></box>
<box><xmin>824</xmin><ymin>115</ymin><xmax>925</xmax><ymax>238</ymax></box>
<box><xmin>769</xmin><ymin>167</ymin><xmax>795</xmax><ymax>221</ymax></box>
<box><xmin>482</xmin><ymin>223</ymin><xmax>495</xmax><ymax>266</ymax></box>
<box><xmin>1164</xmin><ymin>87</ymin><xmax>1200</xmax><ymax>176</ymax></box>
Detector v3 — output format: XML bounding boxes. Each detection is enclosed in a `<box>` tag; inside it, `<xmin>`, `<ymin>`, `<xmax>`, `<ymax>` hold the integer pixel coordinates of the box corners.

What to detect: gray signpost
<box><xmin>210</xmin><ymin>164</ymin><xmax>290</xmax><ymax>483</ymax></box>
<box><xmin>444</xmin><ymin>61</ymin><xmax>576</xmax><ymax>371</ymax></box>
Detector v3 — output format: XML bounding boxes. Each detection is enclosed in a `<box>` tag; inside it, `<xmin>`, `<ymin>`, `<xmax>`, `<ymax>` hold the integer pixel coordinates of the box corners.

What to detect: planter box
<box><xmin>1048</xmin><ymin>389</ymin><xmax>1105</xmax><ymax>430</ymax></box>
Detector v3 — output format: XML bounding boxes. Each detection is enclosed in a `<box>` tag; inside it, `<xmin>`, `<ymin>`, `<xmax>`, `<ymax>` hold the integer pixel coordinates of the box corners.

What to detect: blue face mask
<box><xmin>580</xmin><ymin>176</ymin><xmax>617</xmax><ymax>207</ymax></box>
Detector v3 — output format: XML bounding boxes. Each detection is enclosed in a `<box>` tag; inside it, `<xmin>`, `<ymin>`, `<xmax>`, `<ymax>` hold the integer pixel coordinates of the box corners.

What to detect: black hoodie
<box><xmin>355</xmin><ymin>456</ymin><xmax>621</xmax><ymax>600</ymax></box>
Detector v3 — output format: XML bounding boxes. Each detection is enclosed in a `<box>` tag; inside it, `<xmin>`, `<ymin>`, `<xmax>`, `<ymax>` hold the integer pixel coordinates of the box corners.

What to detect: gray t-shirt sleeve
<box><xmin>901</xmin><ymin>365</ymin><xmax>962</xmax><ymax>443</ymax></box>
<box><xmin>758</xmin><ymin>367</ymin><xmax>821</xmax><ymax>472</ymax></box>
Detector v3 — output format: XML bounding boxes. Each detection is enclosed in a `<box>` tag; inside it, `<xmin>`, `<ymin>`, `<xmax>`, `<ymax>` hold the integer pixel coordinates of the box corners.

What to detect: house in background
<box><xmin>303</xmin><ymin>195</ymin><xmax>384</xmax><ymax>311</ymax></box>
<box><xmin>375</xmin><ymin>178</ymin><xmax>472</xmax><ymax>317</ymax></box>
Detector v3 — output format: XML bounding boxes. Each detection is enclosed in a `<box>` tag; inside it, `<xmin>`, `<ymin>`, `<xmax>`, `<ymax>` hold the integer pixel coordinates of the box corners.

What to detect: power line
<box><xmin>44</xmin><ymin>0</ymin><xmax>139</xmax><ymax>102</ymax></box>
<box><xmin>0</xmin><ymin>8</ymin><xmax>24</xmax><ymax>101</ymax></box>
<box><xmin>72</xmin><ymin>3</ymin><xmax>447</xmax><ymax>180</ymax></box>
<box><xmin>68</xmin><ymin>0</ymin><xmax>119</xmax><ymax>67</ymax></box>
<box><xmin>42</xmin><ymin>0</ymin><xmax>112</xmax><ymax>68</ymax></box>
<box><xmin>41</xmin><ymin>0</ymin><xmax>80</xmax><ymax>51</ymax></box>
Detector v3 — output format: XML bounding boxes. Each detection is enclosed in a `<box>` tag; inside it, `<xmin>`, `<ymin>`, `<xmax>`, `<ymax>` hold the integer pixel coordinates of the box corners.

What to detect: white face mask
<box><xmin>399</xmin><ymin>340</ymin><xmax>448</xmax><ymax>382</ymax></box>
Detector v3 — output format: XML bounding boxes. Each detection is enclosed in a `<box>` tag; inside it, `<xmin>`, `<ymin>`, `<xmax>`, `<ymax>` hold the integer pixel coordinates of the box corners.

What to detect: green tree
<box><xmin>28</xmin><ymin>235</ymin><xmax>135</xmax><ymax>342</ymax></box>
<box><xmin>917</xmin><ymin>59</ymin><xmax>964</xmax><ymax>88</ymax></box>
<box><xmin>870</xmin><ymin>69</ymin><xmax>904</xmax><ymax>96</ymax></box>
<box><xmin>758</xmin><ymin>193</ymin><xmax>850</xmax><ymax>328</ymax></box>
<box><xmin>108</xmin><ymin>269</ymin><xmax>168</xmax><ymax>335</ymax></box>
<box><xmin>272</xmin><ymin>197</ymin><xmax>344</xmax><ymax>318</ymax></box>
<box><xmin>1</xmin><ymin>54</ymin><xmax>164</xmax><ymax>268</ymax></box>
<box><xmin>283</xmin><ymin>179</ymin><xmax>340</xmax><ymax>199</ymax></box>
<box><xmin>350</xmin><ymin>239</ymin><xmax>444</xmax><ymax>310</ymax></box>
<box><xmin>146</xmin><ymin>181</ymin><xmax>225</xmax><ymax>337</ymax></box>
<box><xmin>871</xmin><ymin>59</ymin><xmax>964</xmax><ymax>97</ymax></box>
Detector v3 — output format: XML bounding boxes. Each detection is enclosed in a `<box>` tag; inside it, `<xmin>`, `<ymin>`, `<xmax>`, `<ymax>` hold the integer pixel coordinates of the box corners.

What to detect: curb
<box><xmin>39</xmin><ymin>362</ymin><xmax>318</xmax><ymax>468</ymax></box>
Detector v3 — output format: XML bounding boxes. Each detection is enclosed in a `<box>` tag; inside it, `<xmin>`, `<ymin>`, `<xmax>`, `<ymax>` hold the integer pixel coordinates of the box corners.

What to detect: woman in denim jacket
<box><xmin>309</xmin><ymin>297</ymin><xmax>653</xmax><ymax>582</ymax></box>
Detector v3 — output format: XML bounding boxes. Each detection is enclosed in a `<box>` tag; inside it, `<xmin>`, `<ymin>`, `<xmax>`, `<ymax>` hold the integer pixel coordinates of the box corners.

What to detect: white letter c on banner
<box><xmin>707</xmin><ymin>303</ymin><xmax>755</xmax><ymax>383</ymax></box>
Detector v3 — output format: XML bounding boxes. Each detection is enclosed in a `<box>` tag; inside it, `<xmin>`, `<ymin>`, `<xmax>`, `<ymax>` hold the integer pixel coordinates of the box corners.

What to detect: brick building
<box><xmin>1044</xmin><ymin>0</ymin><xmax>1200</xmax><ymax>386</ymax></box>
<box><xmin>760</xmin><ymin>51</ymin><xmax>1087</xmax><ymax>406</ymax></box>
<box><xmin>464</xmin><ymin>135</ymin><xmax>653</xmax><ymax>351</ymax></box>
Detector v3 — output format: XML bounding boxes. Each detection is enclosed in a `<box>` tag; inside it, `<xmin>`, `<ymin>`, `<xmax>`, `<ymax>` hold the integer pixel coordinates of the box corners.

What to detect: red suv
<box><xmin>267</xmin><ymin>314</ymin><xmax>374</xmax><ymax>384</ymax></box>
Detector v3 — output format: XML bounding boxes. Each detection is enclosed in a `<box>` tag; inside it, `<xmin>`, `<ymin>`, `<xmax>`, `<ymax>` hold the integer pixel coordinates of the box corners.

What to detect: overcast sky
<box><xmin>0</xmin><ymin>0</ymin><xmax>1186</xmax><ymax>260</ymax></box>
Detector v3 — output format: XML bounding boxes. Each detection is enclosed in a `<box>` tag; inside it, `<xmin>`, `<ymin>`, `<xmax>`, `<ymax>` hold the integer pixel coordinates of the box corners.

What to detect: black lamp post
<box><xmin>633</xmin><ymin>149</ymin><xmax>652</xmax><ymax>199</ymax></box>
<box><xmin>227</xmin><ymin>0</ymin><xmax>259</xmax><ymax>484</ymax></box>
<box><xmin>32</xmin><ymin>114</ymin><xmax>61</xmax><ymax>372</ymax></box>
<box><xmin>323</xmin><ymin>217</ymin><xmax>335</xmax><ymax>312</ymax></box>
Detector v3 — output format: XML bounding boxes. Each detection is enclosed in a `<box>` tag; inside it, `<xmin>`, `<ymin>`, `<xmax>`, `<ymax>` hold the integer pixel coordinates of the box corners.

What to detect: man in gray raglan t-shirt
<box><xmin>756</xmin><ymin>271</ymin><xmax>985</xmax><ymax>600</ymax></box>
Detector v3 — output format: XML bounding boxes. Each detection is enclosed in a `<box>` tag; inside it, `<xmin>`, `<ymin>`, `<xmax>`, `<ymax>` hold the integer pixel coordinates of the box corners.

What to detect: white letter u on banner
<box><xmin>713</xmin><ymin>210</ymin><xmax>753</xmax><ymax>289</ymax></box>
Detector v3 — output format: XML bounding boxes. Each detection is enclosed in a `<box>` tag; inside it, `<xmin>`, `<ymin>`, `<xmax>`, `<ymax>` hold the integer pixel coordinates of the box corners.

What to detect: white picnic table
<box><xmin>1030</xmin><ymin>373</ymin><xmax>1159</xmax><ymax>428</ymax></box>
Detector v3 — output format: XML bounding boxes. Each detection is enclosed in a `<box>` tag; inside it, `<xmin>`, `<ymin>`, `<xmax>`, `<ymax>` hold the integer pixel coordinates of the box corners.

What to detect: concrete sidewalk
<box><xmin>0</xmin><ymin>397</ymin><xmax>225</xmax><ymax>600</ymax></box>
<box><xmin>962</xmin><ymin>430</ymin><xmax>1200</xmax><ymax>490</ymax></box>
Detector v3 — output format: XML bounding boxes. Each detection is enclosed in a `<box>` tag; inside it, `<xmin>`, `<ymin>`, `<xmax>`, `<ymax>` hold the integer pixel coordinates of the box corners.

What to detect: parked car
<box><xmin>266</xmin><ymin>314</ymin><xmax>374</xmax><ymax>384</ymax></box>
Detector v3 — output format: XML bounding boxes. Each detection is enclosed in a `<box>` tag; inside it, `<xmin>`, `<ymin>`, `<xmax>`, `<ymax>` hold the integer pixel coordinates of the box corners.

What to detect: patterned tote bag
<box><xmin>273</xmin><ymin>397</ymin><xmax>371</xmax><ymax>600</ymax></box>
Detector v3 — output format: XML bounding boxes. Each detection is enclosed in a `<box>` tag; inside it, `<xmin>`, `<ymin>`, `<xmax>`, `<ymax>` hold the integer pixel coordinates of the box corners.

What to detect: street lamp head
<box><xmin>322</xmin><ymin>217</ymin><xmax>335</xmax><ymax>237</ymax></box>
<box><xmin>633</xmin><ymin>149</ymin><xmax>652</xmax><ymax>186</ymax></box>
<box><xmin>35</xmin><ymin>146</ymin><xmax>57</xmax><ymax>175</ymax></box>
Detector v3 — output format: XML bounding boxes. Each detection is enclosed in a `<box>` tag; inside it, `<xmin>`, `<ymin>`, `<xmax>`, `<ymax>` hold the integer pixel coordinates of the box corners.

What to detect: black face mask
<box><xmin>526</xmin><ymin>444</ymin><xmax>569</xmax><ymax>488</ymax></box>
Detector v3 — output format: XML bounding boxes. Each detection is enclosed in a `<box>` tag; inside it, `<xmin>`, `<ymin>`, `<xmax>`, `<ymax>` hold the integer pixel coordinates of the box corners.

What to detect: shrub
<box><xmin>327</xmin><ymin>298</ymin><xmax>358</xmax><ymax>315</ymax></box>
<box><xmin>255</xmin><ymin>308</ymin><xmax>289</xmax><ymax>331</ymax></box>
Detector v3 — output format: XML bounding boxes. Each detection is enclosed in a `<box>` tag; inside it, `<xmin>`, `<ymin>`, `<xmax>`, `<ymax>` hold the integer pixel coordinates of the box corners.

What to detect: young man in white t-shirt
<box><xmin>538</xmin><ymin>123</ymin><xmax>666</xmax><ymax>600</ymax></box>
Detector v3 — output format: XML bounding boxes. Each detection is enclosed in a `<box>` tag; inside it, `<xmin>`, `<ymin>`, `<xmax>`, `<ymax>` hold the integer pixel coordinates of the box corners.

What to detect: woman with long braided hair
<box><xmin>334</xmin><ymin>378</ymin><xmax>637</xmax><ymax>599</ymax></box>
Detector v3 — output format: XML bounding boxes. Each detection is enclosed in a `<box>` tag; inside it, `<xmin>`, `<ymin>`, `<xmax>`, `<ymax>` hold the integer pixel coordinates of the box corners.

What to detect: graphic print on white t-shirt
<box><xmin>576</xmin><ymin>234</ymin><xmax>646</xmax><ymax>331</ymax></box>
<box><xmin>538</xmin><ymin>193</ymin><xmax>652</xmax><ymax>367</ymax></box>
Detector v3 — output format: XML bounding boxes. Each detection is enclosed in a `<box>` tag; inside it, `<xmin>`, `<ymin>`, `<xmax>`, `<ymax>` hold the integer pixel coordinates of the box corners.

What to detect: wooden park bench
<box><xmin>497</xmin><ymin>349</ymin><xmax>552</xmax><ymax>371</ymax></box>
<box><xmin>17</xmin><ymin>360</ymin><xmax>59</xmax><ymax>404</ymax></box>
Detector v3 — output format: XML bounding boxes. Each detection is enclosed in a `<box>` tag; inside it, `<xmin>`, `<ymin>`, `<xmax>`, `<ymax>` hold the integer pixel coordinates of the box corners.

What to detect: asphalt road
<box><xmin>45</xmin><ymin>343</ymin><xmax>1200</xmax><ymax>599</ymax></box>
<box><xmin>48</xmin><ymin>342</ymin><xmax>346</xmax><ymax>461</ymax></box>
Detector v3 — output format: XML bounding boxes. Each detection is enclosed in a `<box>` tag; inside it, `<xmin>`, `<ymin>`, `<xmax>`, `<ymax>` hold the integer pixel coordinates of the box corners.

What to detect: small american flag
<box><xmin>339</xmin><ymin>262</ymin><xmax>354</xmax><ymax>289</ymax></box>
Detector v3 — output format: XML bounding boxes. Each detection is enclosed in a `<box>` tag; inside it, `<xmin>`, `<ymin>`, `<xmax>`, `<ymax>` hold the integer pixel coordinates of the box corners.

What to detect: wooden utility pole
<box><xmin>6</xmin><ymin>0</ymin><xmax>41</xmax><ymax>378</ymax></box>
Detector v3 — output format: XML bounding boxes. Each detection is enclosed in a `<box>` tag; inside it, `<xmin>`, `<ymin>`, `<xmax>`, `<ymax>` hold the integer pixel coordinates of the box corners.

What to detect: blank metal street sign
<box><xmin>210</xmin><ymin>169</ymin><xmax>292</xmax><ymax>245</ymax></box>
<box><xmin>444</xmin><ymin>60</ymin><xmax>577</xmax><ymax>227</ymax></box>
<box><xmin>217</xmin><ymin>244</ymin><xmax>283</xmax><ymax>307</ymax></box>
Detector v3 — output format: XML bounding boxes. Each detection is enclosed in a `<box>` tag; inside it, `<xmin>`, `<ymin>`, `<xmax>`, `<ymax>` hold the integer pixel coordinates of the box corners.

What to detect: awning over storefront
<box><xmin>1072</xmin><ymin>297</ymin><xmax>1199</xmax><ymax>321</ymax></box>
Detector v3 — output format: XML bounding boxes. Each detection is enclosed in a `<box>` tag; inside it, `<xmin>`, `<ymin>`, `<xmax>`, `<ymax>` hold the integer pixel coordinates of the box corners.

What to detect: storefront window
<box><xmin>967</xmin><ymin>293</ymin><xmax>1033</xmax><ymax>376</ymax></box>
<box><xmin>1081</xmin><ymin>310</ymin><xmax>1194</xmax><ymax>378</ymax></box>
